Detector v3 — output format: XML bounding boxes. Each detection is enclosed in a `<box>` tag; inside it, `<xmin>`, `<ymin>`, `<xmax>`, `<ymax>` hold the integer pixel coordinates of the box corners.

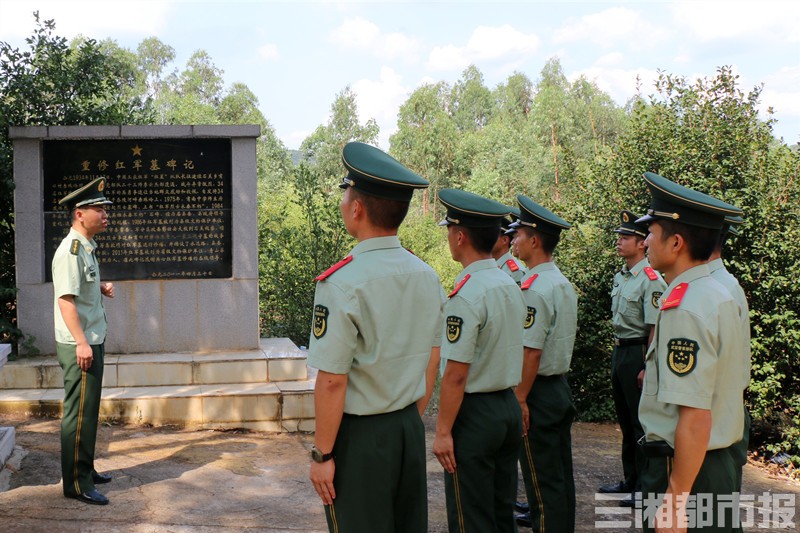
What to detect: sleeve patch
<box><xmin>70</xmin><ymin>239</ymin><xmax>81</xmax><ymax>256</ymax></box>
<box><xmin>651</xmin><ymin>291</ymin><xmax>663</xmax><ymax>308</ymax></box>
<box><xmin>312</xmin><ymin>305</ymin><xmax>329</xmax><ymax>339</ymax></box>
<box><xmin>446</xmin><ymin>316</ymin><xmax>463</xmax><ymax>343</ymax></box>
<box><xmin>524</xmin><ymin>306</ymin><xmax>537</xmax><ymax>329</ymax></box>
<box><xmin>667</xmin><ymin>338</ymin><xmax>698</xmax><ymax>376</ymax></box>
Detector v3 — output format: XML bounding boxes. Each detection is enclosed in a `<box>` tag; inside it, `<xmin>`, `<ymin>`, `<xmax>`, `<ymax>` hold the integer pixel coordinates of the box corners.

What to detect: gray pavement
<box><xmin>1</xmin><ymin>415</ymin><xmax>798</xmax><ymax>532</ymax></box>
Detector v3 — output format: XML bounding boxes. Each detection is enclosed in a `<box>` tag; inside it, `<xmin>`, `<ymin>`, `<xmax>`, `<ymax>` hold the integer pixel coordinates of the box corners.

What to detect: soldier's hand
<box><xmin>519</xmin><ymin>401</ymin><xmax>530</xmax><ymax>435</ymax></box>
<box><xmin>101</xmin><ymin>282</ymin><xmax>115</xmax><ymax>298</ymax></box>
<box><xmin>76</xmin><ymin>343</ymin><xmax>93</xmax><ymax>371</ymax></box>
<box><xmin>310</xmin><ymin>460</ymin><xmax>336</xmax><ymax>505</ymax></box>
<box><xmin>433</xmin><ymin>432</ymin><xmax>457</xmax><ymax>473</ymax></box>
<box><xmin>637</xmin><ymin>369</ymin><xmax>645</xmax><ymax>389</ymax></box>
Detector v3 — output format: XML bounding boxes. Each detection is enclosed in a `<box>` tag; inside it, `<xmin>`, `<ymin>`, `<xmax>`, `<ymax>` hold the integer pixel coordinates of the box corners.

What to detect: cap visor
<box><xmin>634</xmin><ymin>214</ymin><xmax>656</xmax><ymax>225</ymax></box>
<box><xmin>437</xmin><ymin>218</ymin><xmax>451</xmax><ymax>227</ymax></box>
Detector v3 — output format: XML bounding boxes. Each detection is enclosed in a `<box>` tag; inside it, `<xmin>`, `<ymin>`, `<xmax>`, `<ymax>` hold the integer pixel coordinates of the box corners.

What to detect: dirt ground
<box><xmin>1</xmin><ymin>414</ymin><xmax>798</xmax><ymax>532</ymax></box>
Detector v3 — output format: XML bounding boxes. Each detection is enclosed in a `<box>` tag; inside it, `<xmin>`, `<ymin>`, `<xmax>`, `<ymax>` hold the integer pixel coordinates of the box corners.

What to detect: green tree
<box><xmin>136</xmin><ymin>36</ymin><xmax>176</xmax><ymax>101</ymax></box>
<box><xmin>0</xmin><ymin>12</ymin><xmax>151</xmax><ymax>348</ymax></box>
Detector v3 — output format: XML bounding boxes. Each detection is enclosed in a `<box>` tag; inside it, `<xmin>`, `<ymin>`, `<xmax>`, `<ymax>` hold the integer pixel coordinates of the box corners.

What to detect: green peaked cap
<box><xmin>59</xmin><ymin>177</ymin><xmax>113</xmax><ymax>210</ymax></box>
<box><xmin>723</xmin><ymin>214</ymin><xmax>744</xmax><ymax>236</ymax></box>
<box><xmin>614</xmin><ymin>210</ymin><xmax>648</xmax><ymax>238</ymax></box>
<box><xmin>510</xmin><ymin>194</ymin><xmax>571</xmax><ymax>236</ymax></box>
<box><xmin>340</xmin><ymin>142</ymin><xmax>428</xmax><ymax>201</ymax></box>
<box><xmin>636</xmin><ymin>172</ymin><xmax>742</xmax><ymax>230</ymax></box>
<box><xmin>437</xmin><ymin>189</ymin><xmax>510</xmax><ymax>228</ymax></box>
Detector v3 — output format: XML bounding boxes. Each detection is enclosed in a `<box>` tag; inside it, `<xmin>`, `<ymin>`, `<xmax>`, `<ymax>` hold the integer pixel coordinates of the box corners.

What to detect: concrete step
<box><xmin>0</xmin><ymin>338</ymin><xmax>317</xmax><ymax>432</ymax></box>
<box><xmin>0</xmin><ymin>338</ymin><xmax>307</xmax><ymax>390</ymax></box>
<box><xmin>0</xmin><ymin>377</ymin><xmax>316</xmax><ymax>432</ymax></box>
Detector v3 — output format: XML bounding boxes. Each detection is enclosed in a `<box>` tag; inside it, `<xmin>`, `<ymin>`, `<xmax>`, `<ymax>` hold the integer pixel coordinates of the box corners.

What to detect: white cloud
<box><xmin>595</xmin><ymin>52</ymin><xmax>625</xmax><ymax>67</ymax></box>
<box><xmin>554</xmin><ymin>7</ymin><xmax>666</xmax><ymax>47</ymax></box>
<box><xmin>568</xmin><ymin>65</ymin><xmax>661</xmax><ymax>106</ymax></box>
<box><xmin>329</xmin><ymin>16</ymin><xmax>421</xmax><ymax>61</ymax></box>
<box><xmin>351</xmin><ymin>67</ymin><xmax>410</xmax><ymax>149</ymax></box>
<box><xmin>258</xmin><ymin>43</ymin><xmax>279</xmax><ymax>61</ymax></box>
<box><xmin>670</xmin><ymin>1</ymin><xmax>800</xmax><ymax>43</ymax></box>
<box><xmin>0</xmin><ymin>0</ymin><xmax>172</xmax><ymax>41</ymax></box>
<box><xmin>759</xmin><ymin>66</ymin><xmax>800</xmax><ymax>142</ymax></box>
<box><xmin>427</xmin><ymin>24</ymin><xmax>540</xmax><ymax>72</ymax></box>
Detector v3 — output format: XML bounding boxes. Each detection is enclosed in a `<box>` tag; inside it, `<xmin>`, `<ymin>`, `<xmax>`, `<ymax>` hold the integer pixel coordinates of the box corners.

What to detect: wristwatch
<box><xmin>311</xmin><ymin>446</ymin><xmax>334</xmax><ymax>463</ymax></box>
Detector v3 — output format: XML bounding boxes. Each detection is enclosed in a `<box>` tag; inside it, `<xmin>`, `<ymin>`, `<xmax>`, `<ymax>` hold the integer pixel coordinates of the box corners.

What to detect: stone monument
<box><xmin>11</xmin><ymin>125</ymin><xmax>260</xmax><ymax>355</ymax></box>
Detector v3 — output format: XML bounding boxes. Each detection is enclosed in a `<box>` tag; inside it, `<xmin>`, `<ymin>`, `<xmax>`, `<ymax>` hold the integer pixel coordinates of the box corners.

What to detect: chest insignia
<box><xmin>446</xmin><ymin>316</ymin><xmax>463</xmax><ymax>343</ymax></box>
<box><xmin>448</xmin><ymin>274</ymin><xmax>471</xmax><ymax>298</ymax></box>
<box><xmin>643</xmin><ymin>266</ymin><xmax>659</xmax><ymax>281</ymax></box>
<box><xmin>660</xmin><ymin>283</ymin><xmax>688</xmax><ymax>310</ymax></box>
<box><xmin>506</xmin><ymin>259</ymin><xmax>520</xmax><ymax>272</ymax></box>
<box><xmin>315</xmin><ymin>255</ymin><xmax>353</xmax><ymax>281</ymax></box>
<box><xmin>70</xmin><ymin>239</ymin><xmax>81</xmax><ymax>255</ymax></box>
<box><xmin>667</xmin><ymin>338</ymin><xmax>698</xmax><ymax>376</ymax></box>
<box><xmin>312</xmin><ymin>305</ymin><xmax>329</xmax><ymax>339</ymax></box>
<box><xmin>521</xmin><ymin>273</ymin><xmax>539</xmax><ymax>290</ymax></box>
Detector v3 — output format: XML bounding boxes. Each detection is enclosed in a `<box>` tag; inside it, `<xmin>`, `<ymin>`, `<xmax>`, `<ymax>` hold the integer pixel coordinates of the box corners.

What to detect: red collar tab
<box><xmin>448</xmin><ymin>274</ymin><xmax>471</xmax><ymax>298</ymax></box>
<box><xmin>506</xmin><ymin>258</ymin><xmax>520</xmax><ymax>272</ymax></box>
<box><xmin>521</xmin><ymin>273</ymin><xmax>539</xmax><ymax>290</ymax></box>
<box><xmin>315</xmin><ymin>255</ymin><xmax>354</xmax><ymax>281</ymax></box>
<box><xmin>643</xmin><ymin>266</ymin><xmax>659</xmax><ymax>281</ymax></box>
<box><xmin>661</xmin><ymin>282</ymin><xmax>688</xmax><ymax>310</ymax></box>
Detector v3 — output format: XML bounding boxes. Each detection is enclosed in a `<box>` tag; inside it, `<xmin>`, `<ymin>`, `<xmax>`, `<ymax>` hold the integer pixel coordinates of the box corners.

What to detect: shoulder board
<box><xmin>70</xmin><ymin>239</ymin><xmax>81</xmax><ymax>256</ymax></box>
<box><xmin>506</xmin><ymin>258</ymin><xmax>520</xmax><ymax>272</ymax></box>
<box><xmin>448</xmin><ymin>274</ymin><xmax>471</xmax><ymax>298</ymax></box>
<box><xmin>521</xmin><ymin>273</ymin><xmax>539</xmax><ymax>290</ymax></box>
<box><xmin>643</xmin><ymin>266</ymin><xmax>659</xmax><ymax>281</ymax></box>
<box><xmin>314</xmin><ymin>255</ymin><xmax>353</xmax><ymax>281</ymax></box>
<box><xmin>660</xmin><ymin>283</ymin><xmax>688</xmax><ymax>310</ymax></box>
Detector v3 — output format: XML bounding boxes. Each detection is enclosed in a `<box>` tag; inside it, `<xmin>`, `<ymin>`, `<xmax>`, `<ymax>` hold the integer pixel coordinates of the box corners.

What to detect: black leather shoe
<box><xmin>598</xmin><ymin>480</ymin><xmax>632</xmax><ymax>493</ymax></box>
<box><xmin>66</xmin><ymin>489</ymin><xmax>109</xmax><ymax>505</ymax></box>
<box><xmin>515</xmin><ymin>511</ymin><xmax>532</xmax><ymax>528</ymax></box>
<box><xmin>514</xmin><ymin>501</ymin><xmax>529</xmax><ymax>513</ymax></box>
<box><xmin>92</xmin><ymin>472</ymin><xmax>112</xmax><ymax>484</ymax></box>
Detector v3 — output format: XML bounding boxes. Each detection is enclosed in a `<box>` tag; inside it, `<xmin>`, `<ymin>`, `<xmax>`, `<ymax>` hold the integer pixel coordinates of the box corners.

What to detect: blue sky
<box><xmin>1</xmin><ymin>0</ymin><xmax>799</xmax><ymax>149</ymax></box>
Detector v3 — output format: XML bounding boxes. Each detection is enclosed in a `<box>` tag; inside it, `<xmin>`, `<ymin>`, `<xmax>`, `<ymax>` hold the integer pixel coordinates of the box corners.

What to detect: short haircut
<box><xmin>656</xmin><ymin>220</ymin><xmax>719</xmax><ymax>261</ymax></box>
<box><xmin>497</xmin><ymin>230</ymin><xmax>511</xmax><ymax>249</ymax></box>
<box><xmin>458</xmin><ymin>225</ymin><xmax>500</xmax><ymax>254</ymax></box>
<box><xmin>519</xmin><ymin>226</ymin><xmax>560</xmax><ymax>254</ymax></box>
<box><xmin>350</xmin><ymin>188</ymin><xmax>410</xmax><ymax>230</ymax></box>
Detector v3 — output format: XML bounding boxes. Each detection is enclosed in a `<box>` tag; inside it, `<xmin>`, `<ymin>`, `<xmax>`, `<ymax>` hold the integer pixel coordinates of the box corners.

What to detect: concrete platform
<box><xmin>0</xmin><ymin>338</ymin><xmax>315</xmax><ymax>432</ymax></box>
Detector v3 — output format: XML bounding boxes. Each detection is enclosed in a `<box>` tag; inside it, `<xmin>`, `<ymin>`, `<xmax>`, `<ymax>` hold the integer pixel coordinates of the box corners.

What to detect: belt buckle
<box><xmin>614</xmin><ymin>338</ymin><xmax>621</xmax><ymax>346</ymax></box>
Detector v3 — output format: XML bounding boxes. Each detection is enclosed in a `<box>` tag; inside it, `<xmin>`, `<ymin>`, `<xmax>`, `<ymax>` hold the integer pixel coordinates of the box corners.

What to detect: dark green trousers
<box><xmin>519</xmin><ymin>375</ymin><xmax>576</xmax><ymax>533</ymax></box>
<box><xmin>610</xmin><ymin>344</ymin><xmax>646</xmax><ymax>489</ymax></box>
<box><xmin>325</xmin><ymin>403</ymin><xmax>426</xmax><ymax>533</ymax></box>
<box><xmin>729</xmin><ymin>407</ymin><xmax>750</xmax><ymax>493</ymax></box>
<box><xmin>641</xmin><ymin>446</ymin><xmax>740</xmax><ymax>532</ymax></box>
<box><xmin>444</xmin><ymin>389</ymin><xmax>522</xmax><ymax>533</ymax></box>
<box><xmin>57</xmin><ymin>342</ymin><xmax>104</xmax><ymax>497</ymax></box>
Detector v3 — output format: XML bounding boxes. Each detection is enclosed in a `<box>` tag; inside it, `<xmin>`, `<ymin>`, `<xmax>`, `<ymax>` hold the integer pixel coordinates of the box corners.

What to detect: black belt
<box><xmin>614</xmin><ymin>336</ymin><xmax>648</xmax><ymax>347</ymax></box>
<box><xmin>640</xmin><ymin>440</ymin><xmax>674</xmax><ymax>458</ymax></box>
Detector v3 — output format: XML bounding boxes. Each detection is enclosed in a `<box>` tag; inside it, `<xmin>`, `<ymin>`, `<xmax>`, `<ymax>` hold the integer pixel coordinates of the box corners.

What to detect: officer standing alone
<box><xmin>52</xmin><ymin>177</ymin><xmax>115</xmax><ymax>505</ymax></box>
<box><xmin>307</xmin><ymin>142</ymin><xmax>444</xmax><ymax>533</ymax></box>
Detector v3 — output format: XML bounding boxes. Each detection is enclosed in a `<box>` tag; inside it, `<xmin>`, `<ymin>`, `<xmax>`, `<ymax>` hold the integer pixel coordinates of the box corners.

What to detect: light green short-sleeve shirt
<box><xmin>639</xmin><ymin>264</ymin><xmax>746</xmax><ymax>450</ymax></box>
<box><xmin>708</xmin><ymin>257</ymin><xmax>751</xmax><ymax>390</ymax></box>
<box><xmin>52</xmin><ymin>229</ymin><xmax>107</xmax><ymax>345</ymax></box>
<box><xmin>611</xmin><ymin>257</ymin><xmax>667</xmax><ymax>338</ymax></box>
<box><xmin>307</xmin><ymin>236</ymin><xmax>445</xmax><ymax>416</ymax></box>
<box><xmin>496</xmin><ymin>251</ymin><xmax>526</xmax><ymax>285</ymax></box>
<box><xmin>520</xmin><ymin>262</ymin><xmax>578</xmax><ymax>376</ymax></box>
<box><xmin>440</xmin><ymin>259</ymin><xmax>525</xmax><ymax>393</ymax></box>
